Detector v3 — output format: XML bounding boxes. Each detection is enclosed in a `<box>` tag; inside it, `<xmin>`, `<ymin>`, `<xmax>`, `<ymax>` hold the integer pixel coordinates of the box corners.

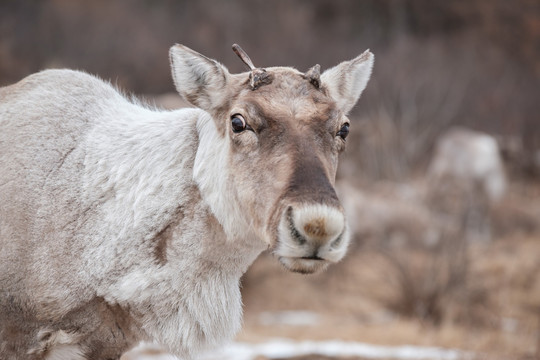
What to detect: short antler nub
<box><xmin>232</xmin><ymin>43</ymin><xmax>273</xmax><ymax>90</ymax></box>
<box><xmin>305</xmin><ymin>64</ymin><xmax>321</xmax><ymax>88</ymax></box>
<box><xmin>232</xmin><ymin>44</ymin><xmax>256</xmax><ymax>71</ymax></box>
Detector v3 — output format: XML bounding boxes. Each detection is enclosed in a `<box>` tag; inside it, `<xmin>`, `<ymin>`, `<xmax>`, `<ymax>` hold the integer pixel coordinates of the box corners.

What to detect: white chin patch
<box><xmin>274</xmin><ymin>204</ymin><xmax>350</xmax><ymax>274</ymax></box>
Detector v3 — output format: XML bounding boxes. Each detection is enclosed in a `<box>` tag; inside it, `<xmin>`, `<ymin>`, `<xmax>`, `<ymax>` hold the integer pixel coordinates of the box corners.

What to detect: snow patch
<box><xmin>258</xmin><ymin>311</ymin><xmax>320</xmax><ymax>326</ymax></box>
<box><xmin>199</xmin><ymin>339</ymin><xmax>473</xmax><ymax>360</ymax></box>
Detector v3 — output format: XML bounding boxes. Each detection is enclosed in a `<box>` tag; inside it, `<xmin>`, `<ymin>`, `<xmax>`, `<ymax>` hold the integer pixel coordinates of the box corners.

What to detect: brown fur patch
<box><xmin>286</xmin><ymin>150</ymin><xmax>340</xmax><ymax>207</ymax></box>
<box><xmin>153</xmin><ymin>207</ymin><xmax>184</xmax><ymax>265</ymax></box>
<box><xmin>303</xmin><ymin>218</ymin><xmax>327</xmax><ymax>238</ymax></box>
<box><xmin>153</xmin><ymin>225</ymin><xmax>171</xmax><ymax>265</ymax></box>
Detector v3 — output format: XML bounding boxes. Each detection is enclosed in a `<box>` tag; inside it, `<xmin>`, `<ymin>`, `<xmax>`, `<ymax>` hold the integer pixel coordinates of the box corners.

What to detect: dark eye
<box><xmin>231</xmin><ymin>114</ymin><xmax>247</xmax><ymax>133</ymax></box>
<box><xmin>337</xmin><ymin>123</ymin><xmax>350</xmax><ymax>139</ymax></box>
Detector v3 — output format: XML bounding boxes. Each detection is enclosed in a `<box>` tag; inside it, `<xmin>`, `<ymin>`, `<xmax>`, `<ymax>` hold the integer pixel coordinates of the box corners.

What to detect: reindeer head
<box><xmin>170</xmin><ymin>44</ymin><xmax>373</xmax><ymax>274</ymax></box>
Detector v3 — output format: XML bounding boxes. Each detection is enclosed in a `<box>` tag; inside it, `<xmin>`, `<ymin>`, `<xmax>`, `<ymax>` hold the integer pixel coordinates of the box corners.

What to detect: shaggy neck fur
<box><xmin>193</xmin><ymin>113</ymin><xmax>257</xmax><ymax>242</ymax></box>
<box><xmin>0</xmin><ymin>70</ymin><xmax>264</xmax><ymax>359</ymax></box>
<box><xmin>80</xmin><ymin>104</ymin><xmax>264</xmax><ymax>356</ymax></box>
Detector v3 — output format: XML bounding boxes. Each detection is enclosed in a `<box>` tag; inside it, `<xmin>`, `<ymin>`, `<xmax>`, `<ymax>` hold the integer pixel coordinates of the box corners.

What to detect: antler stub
<box><xmin>232</xmin><ymin>44</ymin><xmax>256</xmax><ymax>71</ymax></box>
<box><xmin>305</xmin><ymin>64</ymin><xmax>321</xmax><ymax>89</ymax></box>
<box><xmin>232</xmin><ymin>43</ymin><xmax>273</xmax><ymax>90</ymax></box>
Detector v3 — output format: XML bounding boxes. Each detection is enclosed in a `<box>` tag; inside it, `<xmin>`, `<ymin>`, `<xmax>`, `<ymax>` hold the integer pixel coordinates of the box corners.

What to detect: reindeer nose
<box><xmin>277</xmin><ymin>204</ymin><xmax>350</xmax><ymax>274</ymax></box>
<box><xmin>287</xmin><ymin>204</ymin><xmax>345</xmax><ymax>246</ymax></box>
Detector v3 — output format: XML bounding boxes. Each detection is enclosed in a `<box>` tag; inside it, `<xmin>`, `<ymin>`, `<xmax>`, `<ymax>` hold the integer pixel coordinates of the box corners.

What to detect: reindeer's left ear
<box><xmin>169</xmin><ymin>44</ymin><xmax>231</xmax><ymax>111</ymax></box>
<box><xmin>321</xmin><ymin>50</ymin><xmax>374</xmax><ymax>115</ymax></box>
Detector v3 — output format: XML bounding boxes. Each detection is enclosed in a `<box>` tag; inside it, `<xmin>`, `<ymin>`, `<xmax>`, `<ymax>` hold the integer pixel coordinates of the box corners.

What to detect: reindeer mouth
<box><xmin>278</xmin><ymin>256</ymin><xmax>330</xmax><ymax>274</ymax></box>
<box><xmin>301</xmin><ymin>255</ymin><xmax>325</xmax><ymax>261</ymax></box>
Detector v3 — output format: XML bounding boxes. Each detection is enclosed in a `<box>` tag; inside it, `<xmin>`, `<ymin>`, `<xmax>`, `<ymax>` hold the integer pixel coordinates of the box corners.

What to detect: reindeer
<box><xmin>0</xmin><ymin>44</ymin><xmax>373</xmax><ymax>359</ymax></box>
<box><xmin>427</xmin><ymin>127</ymin><xmax>506</xmax><ymax>242</ymax></box>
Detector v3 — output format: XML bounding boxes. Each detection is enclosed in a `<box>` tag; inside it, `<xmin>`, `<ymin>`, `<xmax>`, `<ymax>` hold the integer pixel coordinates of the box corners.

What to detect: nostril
<box><xmin>331</xmin><ymin>233</ymin><xmax>344</xmax><ymax>248</ymax></box>
<box><xmin>286</xmin><ymin>206</ymin><xmax>293</xmax><ymax>218</ymax></box>
<box><xmin>287</xmin><ymin>207</ymin><xmax>306</xmax><ymax>245</ymax></box>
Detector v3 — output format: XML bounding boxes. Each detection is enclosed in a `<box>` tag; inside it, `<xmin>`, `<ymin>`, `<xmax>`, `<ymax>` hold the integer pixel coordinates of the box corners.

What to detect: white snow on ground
<box><xmin>199</xmin><ymin>339</ymin><xmax>474</xmax><ymax>360</ymax></box>
<box><xmin>258</xmin><ymin>311</ymin><xmax>320</xmax><ymax>326</ymax></box>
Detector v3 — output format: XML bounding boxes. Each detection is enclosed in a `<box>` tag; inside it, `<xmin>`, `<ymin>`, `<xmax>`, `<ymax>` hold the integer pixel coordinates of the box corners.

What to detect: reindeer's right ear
<box><xmin>169</xmin><ymin>45</ymin><xmax>230</xmax><ymax>111</ymax></box>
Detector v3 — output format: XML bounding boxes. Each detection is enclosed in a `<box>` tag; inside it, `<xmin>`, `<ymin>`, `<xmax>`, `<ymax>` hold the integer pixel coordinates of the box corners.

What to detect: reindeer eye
<box><xmin>231</xmin><ymin>114</ymin><xmax>247</xmax><ymax>133</ymax></box>
<box><xmin>337</xmin><ymin>123</ymin><xmax>350</xmax><ymax>139</ymax></box>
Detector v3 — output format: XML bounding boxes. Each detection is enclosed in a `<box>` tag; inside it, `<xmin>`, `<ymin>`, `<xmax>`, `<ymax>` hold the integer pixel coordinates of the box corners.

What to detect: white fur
<box><xmin>192</xmin><ymin>113</ymin><xmax>254</xmax><ymax>241</ymax></box>
<box><xmin>81</xmin><ymin>101</ymin><xmax>259</xmax><ymax>356</ymax></box>
<box><xmin>321</xmin><ymin>49</ymin><xmax>374</xmax><ymax>115</ymax></box>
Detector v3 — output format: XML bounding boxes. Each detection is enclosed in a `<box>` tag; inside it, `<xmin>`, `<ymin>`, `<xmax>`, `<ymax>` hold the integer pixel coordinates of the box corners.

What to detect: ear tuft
<box><xmin>169</xmin><ymin>44</ymin><xmax>230</xmax><ymax>111</ymax></box>
<box><xmin>321</xmin><ymin>50</ymin><xmax>374</xmax><ymax>114</ymax></box>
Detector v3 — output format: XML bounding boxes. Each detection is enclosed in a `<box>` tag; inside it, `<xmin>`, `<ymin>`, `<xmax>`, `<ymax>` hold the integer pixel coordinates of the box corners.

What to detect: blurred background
<box><xmin>1</xmin><ymin>1</ymin><xmax>539</xmax><ymax>359</ymax></box>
